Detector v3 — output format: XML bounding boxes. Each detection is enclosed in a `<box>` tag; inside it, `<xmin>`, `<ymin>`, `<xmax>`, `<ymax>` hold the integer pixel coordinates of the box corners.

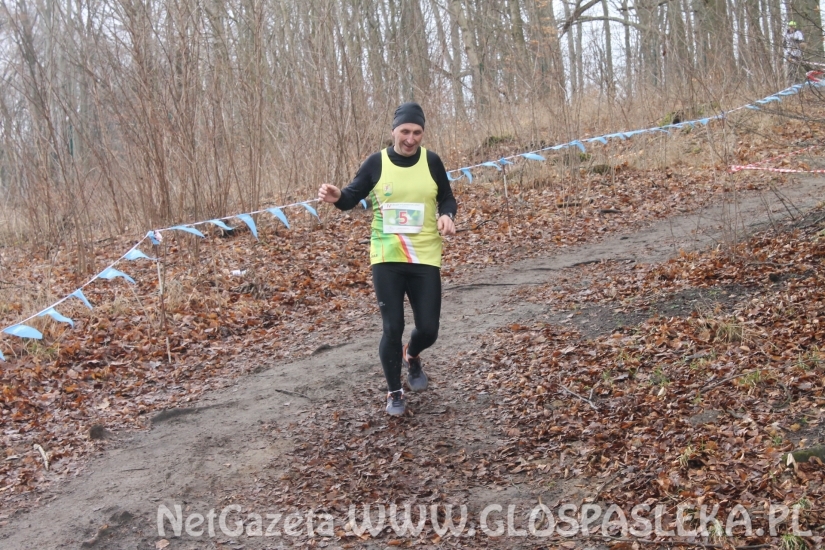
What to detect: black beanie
<box><xmin>392</xmin><ymin>102</ymin><xmax>425</xmax><ymax>130</ymax></box>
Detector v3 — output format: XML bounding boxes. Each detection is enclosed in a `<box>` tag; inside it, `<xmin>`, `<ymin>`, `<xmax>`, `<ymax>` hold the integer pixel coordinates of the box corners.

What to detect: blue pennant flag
<box><xmin>146</xmin><ymin>230</ymin><xmax>161</xmax><ymax>245</ymax></box>
<box><xmin>481</xmin><ymin>161</ymin><xmax>502</xmax><ymax>171</ymax></box>
<box><xmin>587</xmin><ymin>136</ymin><xmax>608</xmax><ymax>145</ymax></box>
<box><xmin>301</xmin><ymin>203</ymin><xmax>320</xmax><ymax>221</ymax></box>
<box><xmin>39</xmin><ymin>307</ymin><xmax>74</xmax><ymax>327</ymax></box>
<box><xmin>460</xmin><ymin>168</ymin><xmax>473</xmax><ymax>183</ymax></box>
<box><xmin>208</xmin><ymin>219</ymin><xmax>234</xmax><ymax>232</ymax></box>
<box><xmin>236</xmin><ymin>213</ymin><xmax>258</xmax><ymax>240</ymax></box>
<box><xmin>124</xmin><ymin>248</ymin><xmax>154</xmax><ymax>261</ymax></box>
<box><xmin>447</xmin><ymin>171</ymin><xmax>459</xmax><ymax>181</ymax></box>
<box><xmin>570</xmin><ymin>140</ymin><xmax>586</xmax><ymax>152</ymax></box>
<box><xmin>499</xmin><ymin>158</ymin><xmax>513</xmax><ymax>165</ymax></box>
<box><xmin>0</xmin><ymin>349</ymin><xmax>4</xmax><ymax>361</ymax></box>
<box><xmin>97</xmin><ymin>267</ymin><xmax>136</xmax><ymax>285</ymax></box>
<box><xmin>170</xmin><ymin>225</ymin><xmax>205</xmax><ymax>238</ymax></box>
<box><xmin>360</xmin><ymin>199</ymin><xmax>368</xmax><ymax>209</ymax></box>
<box><xmin>745</xmin><ymin>105</ymin><xmax>760</xmax><ymax>110</ymax></box>
<box><xmin>521</xmin><ymin>153</ymin><xmax>546</xmax><ymax>161</ymax></box>
<box><xmin>3</xmin><ymin>324</ymin><xmax>43</xmax><ymax>339</ymax></box>
<box><xmin>71</xmin><ymin>289</ymin><xmax>93</xmax><ymax>309</ymax></box>
<box><xmin>267</xmin><ymin>208</ymin><xmax>290</xmax><ymax>229</ymax></box>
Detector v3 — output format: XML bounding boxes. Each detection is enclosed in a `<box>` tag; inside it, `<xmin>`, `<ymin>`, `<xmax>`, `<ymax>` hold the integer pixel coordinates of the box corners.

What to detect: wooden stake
<box><xmin>503</xmin><ymin>165</ymin><xmax>513</xmax><ymax>239</ymax></box>
<box><xmin>154</xmin><ymin>240</ymin><xmax>172</xmax><ymax>364</ymax></box>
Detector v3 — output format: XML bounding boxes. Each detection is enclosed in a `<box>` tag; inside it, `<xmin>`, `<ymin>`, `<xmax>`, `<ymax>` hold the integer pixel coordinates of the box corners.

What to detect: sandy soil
<box><xmin>1</xmin><ymin>177</ymin><xmax>824</xmax><ymax>549</ymax></box>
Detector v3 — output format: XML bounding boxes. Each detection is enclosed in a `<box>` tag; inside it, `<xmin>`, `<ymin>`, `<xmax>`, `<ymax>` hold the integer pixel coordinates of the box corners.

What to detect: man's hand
<box><xmin>438</xmin><ymin>214</ymin><xmax>456</xmax><ymax>236</ymax></box>
<box><xmin>318</xmin><ymin>184</ymin><xmax>342</xmax><ymax>204</ymax></box>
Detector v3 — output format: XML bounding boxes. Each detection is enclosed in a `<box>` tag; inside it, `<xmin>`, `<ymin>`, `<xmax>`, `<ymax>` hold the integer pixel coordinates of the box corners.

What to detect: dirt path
<box><xmin>2</xmin><ymin>178</ymin><xmax>824</xmax><ymax>549</ymax></box>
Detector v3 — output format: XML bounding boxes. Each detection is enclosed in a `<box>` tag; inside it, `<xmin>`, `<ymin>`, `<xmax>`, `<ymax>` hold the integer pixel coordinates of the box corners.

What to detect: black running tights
<box><xmin>371</xmin><ymin>262</ymin><xmax>442</xmax><ymax>392</ymax></box>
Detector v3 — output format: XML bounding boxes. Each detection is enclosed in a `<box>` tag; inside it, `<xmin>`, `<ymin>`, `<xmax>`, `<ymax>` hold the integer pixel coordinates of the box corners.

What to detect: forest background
<box><xmin>0</xmin><ymin>0</ymin><xmax>824</xmax><ymax>262</ymax></box>
<box><xmin>2</xmin><ymin>3</ymin><xmax>825</xmax><ymax>547</ymax></box>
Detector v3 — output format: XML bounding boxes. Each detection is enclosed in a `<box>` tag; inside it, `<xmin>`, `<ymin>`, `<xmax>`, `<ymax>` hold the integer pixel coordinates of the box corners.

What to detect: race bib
<box><xmin>382</xmin><ymin>202</ymin><xmax>425</xmax><ymax>234</ymax></box>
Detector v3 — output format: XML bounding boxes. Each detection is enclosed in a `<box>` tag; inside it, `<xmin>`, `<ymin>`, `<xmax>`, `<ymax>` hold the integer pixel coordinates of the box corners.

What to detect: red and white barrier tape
<box><xmin>729</xmin><ymin>165</ymin><xmax>825</xmax><ymax>174</ymax></box>
<box><xmin>808</xmin><ymin>70</ymin><xmax>825</xmax><ymax>82</ymax></box>
<box><xmin>729</xmin><ymin>145</ymin><xmax>824</xmax><ymax>173</ymax></box>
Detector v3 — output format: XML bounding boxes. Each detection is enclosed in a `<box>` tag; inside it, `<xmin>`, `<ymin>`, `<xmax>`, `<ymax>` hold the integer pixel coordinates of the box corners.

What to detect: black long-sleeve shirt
<box><xmin>334</xmin><ymin>146</ymin><xmax>457</xmax><ymax>218</ymax></box>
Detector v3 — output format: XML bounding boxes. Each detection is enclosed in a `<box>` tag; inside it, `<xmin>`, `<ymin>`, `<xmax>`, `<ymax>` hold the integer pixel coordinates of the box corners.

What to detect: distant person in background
<box><xmin>784</xmin><ymin>21</ymin><xmax>805</xmax><ymax>85</ymax></box>
<box><xmin>318</xmin><ymin>102</ymin><xmax>457</xmax><ymax>417</ymax></box>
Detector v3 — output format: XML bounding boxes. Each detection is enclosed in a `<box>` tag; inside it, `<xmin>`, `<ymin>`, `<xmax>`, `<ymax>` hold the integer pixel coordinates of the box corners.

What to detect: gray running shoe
<box><xmin>386</xmin><ymin>390</ymin><xmax>406</xmax><ymax>416</ymax></box>
<box><xmin>404</xmin><ymin>345</ymin><xmax>429</xmax><ymax>392</ymax></box>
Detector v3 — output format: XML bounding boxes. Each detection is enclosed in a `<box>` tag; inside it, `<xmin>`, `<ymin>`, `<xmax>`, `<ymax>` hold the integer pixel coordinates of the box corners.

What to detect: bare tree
<box><xmin>0</xmin><ymin>0</ymin><xmax>809</xmax><ymax>249</ymax></box>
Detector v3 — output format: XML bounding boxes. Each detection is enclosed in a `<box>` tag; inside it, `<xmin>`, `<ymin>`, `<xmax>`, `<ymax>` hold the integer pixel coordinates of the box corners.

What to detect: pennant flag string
<box><xmin>3</xmin><ymin>80</ymin><xmax>825</xmax><ymax>358</ymax></box>
<box><xmin>71</xmin><ymin>289</ymin><xmax>94</xmax><ymax>310</ymax></box>
<box><xmin>154</xmin><ymin>199</ymin><xmax>323</xmax><ymax>239</ymax></box>
<box><xmin>236</xmin><ymin>214</ymin><xmax>259</xmax><ymax>240</ymax></box>
<box><xmin>0</xmin><ymin>236</ymin><xmax>153</xmax><ymax>348</ymax></box>
<box><xmin>300</xmin><ymin>202</ymin><xmax>320</xmax><ymax>220</ymax></box>
<box><xmin>0</xmin><ymin>198</ymin><xmax>327</xmax><ymax>356</ymax></box>
<box><xmin>521</xmin><ymin>153</ymin><xmax>546</xmax><ymax>162</ymax></box>
<box><xmin>3</xmin><ymin>324</ymin><xmax>43</xmax><ymax>340</ymax></box>
<box><xmin>208</xmin><ymin>219</ymin><xmax>234</xmax><ymax>232</ymax></box>
<box><xmin>39</xmin><ymin>307</ymin><xmax>75</xmax><ymax>328</ymax></box>
<box><xmin>267</xmin><ymin>207</ymin><xmax>291</xmax><ymax>229</ymax></box>
<box><xmin>444</xmin><ymin>80</ymin><xmax>822</xmax><ymax>182</ymax></box>
<box><xmin>124</xmin><ymin>248</ymin><xmax>155</xmax><ymax>261</ymax></box>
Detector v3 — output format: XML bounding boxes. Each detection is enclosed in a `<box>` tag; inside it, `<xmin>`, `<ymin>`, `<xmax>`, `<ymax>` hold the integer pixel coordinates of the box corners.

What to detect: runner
<box><xmin>318</xmin><ymin>102</ymin><xmax>457</xmax><ymax>416</ymax></box>
<box><xmin>783</xmin><ymin>21</ymin><xmax>805</xmax><ymax>85</ymax></box>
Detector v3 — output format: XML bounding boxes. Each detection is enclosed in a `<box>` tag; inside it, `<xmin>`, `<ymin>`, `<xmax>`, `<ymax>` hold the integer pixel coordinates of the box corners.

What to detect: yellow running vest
<box><xmin>369</xmin><ymin>147</ymin><xmax>442</xmax><ymax>267</ymax></box>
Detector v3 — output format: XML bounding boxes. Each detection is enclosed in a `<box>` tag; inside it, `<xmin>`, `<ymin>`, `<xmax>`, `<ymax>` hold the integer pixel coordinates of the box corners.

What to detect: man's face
<box><xmin>392</xmin><ymin>123</ymin><xmax>424</xmax><ymax>157</ymax></box>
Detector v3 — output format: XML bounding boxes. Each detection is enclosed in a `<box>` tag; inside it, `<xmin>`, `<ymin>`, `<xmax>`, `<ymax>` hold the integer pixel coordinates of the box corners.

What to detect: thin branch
<box><xmin>700</xmin><ymin>371</ymin><xmax>751</xmax><ymax>394</ymax></box>
<box><xmin>566</xmin><ymin>16</ymin><xmax>664</xmax><ymax>37</ymax></box>
<box><xmin>273</xmin><ymin>388</ymin><xmax>310</xmax><ymax>400</ymax></box>
<box><xmin>559</xmin><ymin>383</ymin><xmax>599</xmax><ymax>411</ymax></box>
<box><xmin>559</xmin><ymin>0</ymin><xmax>603</xmax><ymax>36</ymax></box>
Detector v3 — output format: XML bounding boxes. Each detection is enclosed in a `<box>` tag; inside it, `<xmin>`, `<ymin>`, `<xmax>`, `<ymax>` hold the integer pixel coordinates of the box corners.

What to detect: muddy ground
<box><xmin>1</xmin><ymin>176</ymin><xmax>824</xmax><ymax>549</ymax></box>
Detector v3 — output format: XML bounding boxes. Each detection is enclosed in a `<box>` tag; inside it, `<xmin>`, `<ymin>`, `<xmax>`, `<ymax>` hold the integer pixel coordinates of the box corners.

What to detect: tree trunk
<box><xmin>602</xmin><ymin>0</ymin><xmax>615</xmax><ymax>98</ymax></box>
<box><xmin>622</xmin><ymin>0</ymin><xmax>634</xmax><ymax>95</ymax></box>
<box><xmin>562</xmin><ymin>0</ymin><xmax>578</xmax><ymax>96</ymax></box>
<box><xmin>449</xmin><ymin>0</ymin><xmax>485</xmax><ymax>114</ymax></box>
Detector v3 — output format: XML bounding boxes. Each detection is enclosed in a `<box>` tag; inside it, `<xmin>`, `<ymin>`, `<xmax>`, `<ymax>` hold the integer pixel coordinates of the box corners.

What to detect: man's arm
<box><xmin>427</xmin><ymin>151</ymin><xmax>457</xmax><ymax>218</ymax></box>
<box><xmin>427</xmin><ymin>151</ymin><xmax>457</xmax><ymax>236</ymax></box>
<box><xmin>333</xmin><ymin>153</ymin><xmax>383</xmax><ymax>211</ymax></box>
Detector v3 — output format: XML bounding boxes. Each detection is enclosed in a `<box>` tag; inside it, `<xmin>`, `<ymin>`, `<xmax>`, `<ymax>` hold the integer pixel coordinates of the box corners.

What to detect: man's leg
<box><xmin>372</xmin><ymin>263</ymin><xmax>407</xmax><ymax>392</ymax></box>
<box><xmin>405</xmin><ymin>264</ymin><xmax>442</xmax><ymax>358</ymax></box>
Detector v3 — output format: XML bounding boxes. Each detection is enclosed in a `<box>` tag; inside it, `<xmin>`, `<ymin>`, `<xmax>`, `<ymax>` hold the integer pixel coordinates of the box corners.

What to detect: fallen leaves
<box><xmin>0</xmin><ymin>117</ymin><xmax>824</xmax><ymax>548</ymax></box>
